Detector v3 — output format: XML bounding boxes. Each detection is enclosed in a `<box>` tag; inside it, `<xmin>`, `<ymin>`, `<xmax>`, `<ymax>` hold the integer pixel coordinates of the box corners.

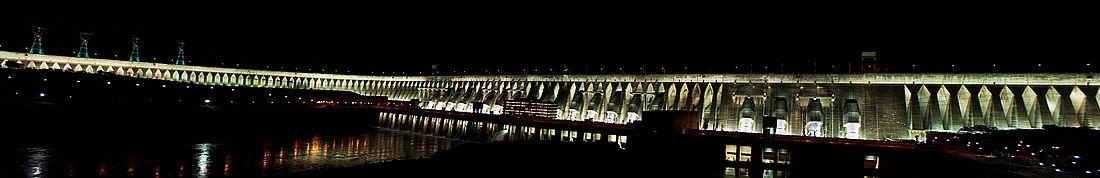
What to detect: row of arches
<box><xmin>904</xmin><ymin>84</ymin><xmax>1100</xmax><ymax>131</ymax></box>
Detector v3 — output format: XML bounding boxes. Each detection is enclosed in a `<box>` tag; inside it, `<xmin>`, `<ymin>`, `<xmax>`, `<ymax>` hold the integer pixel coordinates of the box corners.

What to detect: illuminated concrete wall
<box><xmin>3</xmin><ymin>51</ymin><xmax>1099</xmax><ymax>140</ymax></box>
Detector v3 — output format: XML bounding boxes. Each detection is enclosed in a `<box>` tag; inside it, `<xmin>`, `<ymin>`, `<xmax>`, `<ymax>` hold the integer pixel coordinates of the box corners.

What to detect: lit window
<box><xmin>725</xmin><ymin>145</ymin><xmax>738</xmax><ymax>161</ymax></box>
<box><xmin>722</xmin><ymin>167</ymin><xmax>752</xmax><ymax>178</ymax></box>
<box><xmin>864</xmin><ymin>155</ymin><xmax>879</xmax><ymax>169</ymax></box>
<box><xmin>778</xmin><ymin>149</ymin><xmax>791</xmax><ymax>164</ymax></box>
<box><xmin>726</xmin><ymin>145</ymin><xmax>753</xmax><ymax>162</ymax></box>
<box><xmin>763</xmin><ymin>148</ymin><xmax>776</xmax><ymax>163</ymax></box>
<box><xmin>740</xmin><ymin>146</ymin><xmax>752</xmax><ymax>162</ymax></box>
<box><xmin>763</xmin><ymin>170</ymin><xmax>789</xmax><ymax>178</ymax></box>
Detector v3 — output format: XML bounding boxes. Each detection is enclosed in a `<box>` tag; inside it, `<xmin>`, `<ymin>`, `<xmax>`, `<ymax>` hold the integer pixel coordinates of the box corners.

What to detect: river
<box><xmin>0</xmin><ymin>128</ymin><xmax>466</xmax><ymax>178</ymax></box>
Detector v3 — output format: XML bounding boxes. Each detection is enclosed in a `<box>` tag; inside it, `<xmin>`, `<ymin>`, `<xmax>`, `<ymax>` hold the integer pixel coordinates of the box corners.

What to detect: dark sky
<box><xmin>1</xmin><ymin>1</ymin><xmax>1097</xmax><ymax>74</ymax></box>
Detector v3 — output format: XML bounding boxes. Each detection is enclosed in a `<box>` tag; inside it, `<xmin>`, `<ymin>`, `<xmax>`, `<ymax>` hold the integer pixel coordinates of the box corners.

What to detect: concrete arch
<box><xmin>1070</xmin><ymin>86</ymin><xmax>1088</xmax><ymax>127</ymax></box>
<box><xmin>999</xmin><ymin>86</ymin><xmax>1016</xmax><ymax>128</ymax></box>
<box><xmin>916</xmin><ymin>85</ymin><xmax>931</xmax><ymax>130</ymax></box>
<box><xmin>665</xmin><ymin>83</ymin><xmax>678</xmax><ymax>110</ymax></box>
<box><xmin>935</xmin><ymin>85</ymin><xmax>951</xmax><ymax>130</ymax></box>
<box><xmin>977</xmin><ymin>85</ymin><xmax>993</xmax><ymax>127</ymax></box>
<box><xmin>214</xmin><ymin>73</ymin><xmax>222</xmax><ymax>85</ymax></box>
<box><xmin>701</xmin><ymin>83</ymin><xmax>716</xmax><ymax>129</ymax></box>
<box><xmin>691</xmin><ymin>83</ymin><xmax>702</xmax><ymax>111</ymax></box>
<box><xmin>197</xmin><ymin>73</ymin><xmax>207</xmax><ymax>84</ymax></box>
<box><xmin>679</xmin><ymin>83</ymin><xmax>691</xmax><ymax>110</ymax></box>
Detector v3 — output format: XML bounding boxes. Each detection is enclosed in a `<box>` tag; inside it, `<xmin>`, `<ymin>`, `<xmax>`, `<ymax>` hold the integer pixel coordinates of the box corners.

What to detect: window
<box><xmin>777</xmin><ymin>149</ymin><xmax>790</xmax><ymax>164</ymax></box>
<box><xmin>725</xmin><ymin>145</ymin><xmax>738</xmax><ymax>161</ymax></box>
<box><xmin>722</xmin><ymin>167</ymin><xmax>752</xmax><ymax>178</ymax></box>
<box><xmin>761</xmin><ymin>148</ymin><xmax>790</xmax><ymax>164</ymax></box>
<box><xmin>763</xmin><ymin>170</ymin><xmax>789</xmax><ymax>178</ymax></box>
<box><xmin>864</xmin><ymin>155</ymin><xmax>879</xmax><ymax>169</ymax></box>
<box><xmin>763</xmin><ymin>148</ymin><xmax>776</xmax><ymax>163</ymax></box>
<box><xmin>724</xmin><ymin>145</ymin><xmax>753</xmax><ymax>162</ymax></box>
<box><xmin>740</xmin><ymin>146</ymin><xmax>752</xmax><ymax>162</ymax></box>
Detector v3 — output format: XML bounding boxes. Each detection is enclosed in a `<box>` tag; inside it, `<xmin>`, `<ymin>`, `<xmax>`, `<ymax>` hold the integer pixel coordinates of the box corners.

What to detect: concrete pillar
<box><xmin>936</xmin><ymin>85</ymin><xmax>951</xmax><ymax>130</ymax></box>
<box><xmin>678</xmin><ymin>83</ymin><xmax>691</xmax><ymax>110</ymax></box>
<box><xmin>904</xmin><ymin>85</ymin><xmax>913</xmax><ymax>131</ymax></box>
<box><xmin>666</xmin><ymin>83</ymin><xmax>678</xmax><ymax>110</ymax></box>
<box><xmin>618</xmin><ymin>84</ymin><xmax>635</xmax><ymax>124</ymax></box>
<box><xmin>978</xmin><ymin>85</ymin><xmax>993</xmax><ymax>127</ymax></box>
<box><xmin>1022</xmin><ymin>86</ymin><xmax>1039</xmax><ymax>128</ymax></box>
<box><xmin>1070</xmin><ymin>86</ymin><xmax>1088</xmax><ymax>127</ymax></box>
<box><xmin>577</xmin><ymin>83</ymin><xmax>591</xmax><ymax>120</ymax></box>
<box><xmin>595</xmin><ymin>83</ymin><xmax>613</xmax><ymax>122</ymax></box>
<box><xmin>999</xmin><ymin>85</ymin><xmax>1016</xmax><ymax>128</ymax></box>
<box><xmin>700</xmin><ymin>83</ymin><xmax>716</xmax><ymax>129</ymax></box>
<box><xmin>1046</xmin><ymin>86</ymin><xmax>1062</xmax><ymax>126</ymax></box>
<box><xmin>917</xmin><ymin>85</ymin><xmax>931</xmax><ymax>130</ymax></box>
<box><xmin>214</xmin><ymin>73</ymin><xmax>223</xmax><ymax>85</ymax></box>
<box><xmin>958</xmin><ymin>85</ymin><xmax>973</xmax><ymax>127</ymax></box>
<box><xmin>197</xmin><ymin>72</ymin><xmax>206</xmax><ymax>84</ymax></box>
<box><xmin>717</xmin><ymin>83</ymin><xmax>735</xmax><ymax>132</ymax></box>
<box><xmin>533</xmin><ymin>82</ymin><xmax>544</xmax><ymax>100</ymax></box>
<box><xmin>691</xmin><ymin>83</ymin><xmax>702</xmax><ymax>111</ymax></box>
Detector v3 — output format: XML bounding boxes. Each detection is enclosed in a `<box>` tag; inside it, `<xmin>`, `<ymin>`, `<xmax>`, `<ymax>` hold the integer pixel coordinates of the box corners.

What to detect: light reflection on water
<box><xmin>23</xmin><ymin>148</ymin><xmax>48</xmax><ymax>178</ymax></box>
<box><xmin>195</xmin><ymin>143</ymin><xmax>212</xmax><ymax>178</ymax></box>
<box><xmin>1</xmin><ymin>129</ymin><xmax>465</xmax><ymax>178</ymax></box>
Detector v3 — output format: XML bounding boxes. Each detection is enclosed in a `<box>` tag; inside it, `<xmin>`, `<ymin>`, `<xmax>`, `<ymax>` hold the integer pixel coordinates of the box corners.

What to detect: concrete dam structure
<box><xmin>3</xmin><ymin>51</ymin><xmax>1098</xmax><ymax>141</ymax></box>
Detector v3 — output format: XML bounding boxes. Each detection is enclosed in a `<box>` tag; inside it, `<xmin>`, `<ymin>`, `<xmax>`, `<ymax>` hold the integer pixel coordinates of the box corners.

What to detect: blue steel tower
<box><xmin>29</xmin><ymin>27</ymin><xmax>45</xmax><ymax>54</ymax></box>
<box><xmin>129</xmin><ymin>37</ymin><xmax>140</xmax><ymax>62</ymax></box>
<box><xmin>174</xmin><ymin>42</ymin><xmax>185</xmax><ymax>65</ymax></box>
<box><xmin>77</xmin><ymin>32</ymin><xmax>91</xmax><ymax>58</ymax></box>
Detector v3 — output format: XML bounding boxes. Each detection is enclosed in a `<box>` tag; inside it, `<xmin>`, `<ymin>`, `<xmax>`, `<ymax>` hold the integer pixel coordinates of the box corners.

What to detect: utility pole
<box><xmin>77</xmin><ymin>32</ymin><xmax>92</xmax><ymax>58</ymax></box>
<box><xmin>174</xmin><ymin>42</ymin><xmax>186</xmax><ymax>65</ymax></box>
<box><xmin>29</xmin><ymin>26</ymin><xmax>45</xmax><ymax>54</ymax></box>
<box><xmin>129</xmin><ymin>37</ymin><xmax>140</xmax><ymax>62</ymax></box>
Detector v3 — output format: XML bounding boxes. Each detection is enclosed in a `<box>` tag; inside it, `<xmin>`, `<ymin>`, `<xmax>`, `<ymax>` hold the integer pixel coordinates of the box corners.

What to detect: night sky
<box><xmin>0</xmin><ymin>1</ymin><xmax>1097</xmax><ymax>74</ymax></box>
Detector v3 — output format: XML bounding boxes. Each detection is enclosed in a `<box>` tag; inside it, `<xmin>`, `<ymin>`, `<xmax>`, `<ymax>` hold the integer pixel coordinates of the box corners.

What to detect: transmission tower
<box><xmin>77</xmin><ymin>32</ymin><xmax>92</xmax><ymax>58</ymax></box>
<box><xmin>129</xmin><ymin>37</ymin><xmax>140</xmax><ymax>62</ymax></box>
<box><xmin>29</xmin><ymin>26</ymin><xmax>45</xmax><ymax>54</ymax></box>
<box><xmin>174</xmin><ymin>42</ymin><xmax>186</xmax><ymax>65</ymax></box>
